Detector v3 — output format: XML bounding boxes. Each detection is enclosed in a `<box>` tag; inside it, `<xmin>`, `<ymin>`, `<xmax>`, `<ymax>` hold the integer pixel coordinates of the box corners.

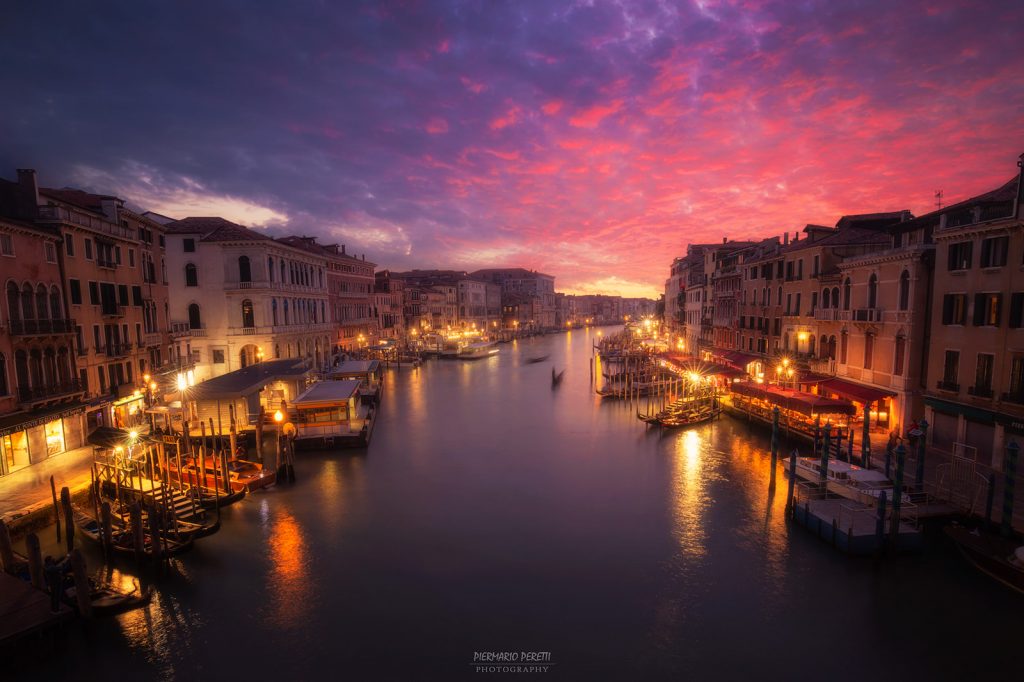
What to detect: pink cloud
<box><xmin>424</xmin><ymin>117</ymin><xmax>449</xmax><ymax>134</ymax></box>
<box><xmin>569</xmin><ymin>99</ymin><xmax>624</xmax><ymax>128</ymax></box>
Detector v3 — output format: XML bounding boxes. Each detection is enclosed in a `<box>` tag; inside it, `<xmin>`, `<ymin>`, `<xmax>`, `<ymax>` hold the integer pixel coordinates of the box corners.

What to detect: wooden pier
<box><xmin>790</xmin><ymin>484</ymin><xmax>924</xmax><ymax>554</ymax></box>
<box><xmin>0</xmin><ymin>572</ymin><xmax>73</xmax><ymax>646</ymax></box>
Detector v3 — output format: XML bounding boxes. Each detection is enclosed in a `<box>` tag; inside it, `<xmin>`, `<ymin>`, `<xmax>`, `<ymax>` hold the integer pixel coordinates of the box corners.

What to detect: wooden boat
<box><xmin>526</xmin><ymin>354</ymin><xmax>550</xmax><ymax>364</ymax></box>
<box><xmin>945</xmin><ymin>523</ymin><xmax>1024</xmax><ymax>594</ymax></box>
<box><xmin>73</xmin><ymin>506</ymin><xmax>193</xmax><ymax>560</ymax></box>
<box><xmin>657</xmin><ymin>405</ymin><xmax>722</xmax><ymax>428</ymax></box>
<box><xmin>165</xmin><ymin>454</ymin><xmax>275</xmax><ymax>493</ymax></box>
<box><xmin>65</xmin><ymin>580</ymin><xmax>153</xmax><ymax>617</ymax></box>
<box><xmin>788</xmin><ymin>457</ymin><xmax>910</xmax><ymax>505</ymax></box>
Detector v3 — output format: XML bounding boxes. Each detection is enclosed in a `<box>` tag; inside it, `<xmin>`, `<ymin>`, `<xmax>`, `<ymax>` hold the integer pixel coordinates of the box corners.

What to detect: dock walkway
<box><xmin>0</xmin><ymin>572</ymin><xmax>73</xmax><ymax>646</ymax></box>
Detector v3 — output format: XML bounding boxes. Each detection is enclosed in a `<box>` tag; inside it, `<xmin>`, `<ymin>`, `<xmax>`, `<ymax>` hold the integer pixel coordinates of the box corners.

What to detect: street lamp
<box><xmin>274</xmin><ymin>409</ymin><xmax>285</xmax><ymax>474</ymax></box>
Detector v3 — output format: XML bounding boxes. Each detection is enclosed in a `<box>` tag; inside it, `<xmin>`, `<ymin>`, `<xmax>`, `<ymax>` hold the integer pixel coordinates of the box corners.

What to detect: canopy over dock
<box><xmin>294</xmin><ymin>380</ymin><xmax>361</xmax><ymax>407</ymax></box>
<box><xmin>731</xmin><ymin>381</ymin><xmax>856</xmax><ymax>416</ymax></box>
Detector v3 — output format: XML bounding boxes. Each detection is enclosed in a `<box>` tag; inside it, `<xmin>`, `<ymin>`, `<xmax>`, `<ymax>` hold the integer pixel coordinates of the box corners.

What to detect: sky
<box><xmin>1</xmin><ymin>1</ymin><xmax>1023</xmax><ymax>298</ymax></box>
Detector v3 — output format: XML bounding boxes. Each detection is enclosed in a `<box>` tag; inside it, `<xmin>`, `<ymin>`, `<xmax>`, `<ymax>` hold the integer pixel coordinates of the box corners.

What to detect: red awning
<box><xmin>730</xmin><ymin>382</ymin><xmax>857</xmax><ymax>417</ymax></box>
<box><xmin>718</xmin><ymin>350</ymin><xmax>763</xmax><ymax>368</ymax></box>
<box><xmin>821</xmin><ymin>378</ymin><xmax>895</xmax><ymax>405</ymax></box>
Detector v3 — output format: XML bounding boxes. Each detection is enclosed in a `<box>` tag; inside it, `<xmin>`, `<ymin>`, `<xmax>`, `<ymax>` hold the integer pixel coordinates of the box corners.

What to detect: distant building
<box><xmin>470</xmin><ymin>268</ymin><xmax>556</xmax><ymax>330</ymax></box>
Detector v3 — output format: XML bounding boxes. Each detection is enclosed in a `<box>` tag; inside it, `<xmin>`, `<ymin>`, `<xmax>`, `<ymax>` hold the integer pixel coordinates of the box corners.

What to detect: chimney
<box><xmin>793</xmin><ymin>232</ymin><xmax>799</xmax><ymax>243</ymax></box>
<box><xmin>99</xmin><ymin>198</ymin><xmax>119</xmax><ymax>221</ymax></box>
<box><xmin>722</xmin><ymin>237</ymin><xmax>727</xmax><ymax>244</ymax></box>
<box><xmin>341</xmin><ymin>245</ymin><xmax>346</xmax><ymax>255</ymax></box>
<box><xmin>783</xmin><ymin>232</ymin><xmax>789</xmax><ymax>246</ymax></box>
<box><xmin>15</xmin><ymin>168</ymin><xmax>38</xmax><ymax>218</ymax></box>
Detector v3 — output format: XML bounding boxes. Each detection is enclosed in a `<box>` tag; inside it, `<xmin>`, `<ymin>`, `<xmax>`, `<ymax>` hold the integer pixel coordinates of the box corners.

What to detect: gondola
<box><xmin>66</xmin><ymin>579</ymin><xmax>153</xmax><ymax>617</ymax></box>
<box><xmin>526</xmin><ymin>354</ymin><xmax>550</xmax><ymax>364</ymax></box>
<box><xmin>73</xmin><ymin>506</ymin><xmax>194</xmax><ymax>560</ymax></box>
<box><xmin>945</xmin><ymin>523</ymin><xmax>1024</xmax><ymax>595</ymax></box>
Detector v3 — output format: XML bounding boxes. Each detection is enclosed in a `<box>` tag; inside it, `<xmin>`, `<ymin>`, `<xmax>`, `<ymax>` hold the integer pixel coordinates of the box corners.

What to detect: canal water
<box><xmin>13</xmin><ymin>328</ymin><xmax>1021</xmax><ymax>681</ymax></box>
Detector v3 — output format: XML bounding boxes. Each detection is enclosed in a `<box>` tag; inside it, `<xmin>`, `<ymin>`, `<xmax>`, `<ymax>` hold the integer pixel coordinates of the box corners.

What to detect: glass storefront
<box><xmin>45</xmin><ymin>419</ymin><xmax>66</xmax><ymax>457</ymax></box>
<box><xmin>2</xmin><ymin>431</ymin><xmax>30</xmax><ymax>475</ymax></box>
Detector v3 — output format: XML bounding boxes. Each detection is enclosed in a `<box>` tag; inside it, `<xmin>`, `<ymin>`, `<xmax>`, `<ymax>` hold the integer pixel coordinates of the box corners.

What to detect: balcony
<box><xmin>18</xmin><ymin>379</ymin><xmax>84</xmax><ymax>403</ymax></box>
<box><xmin>851</xmin><ymin>308</ymin><xmax>884</xmax><ymax>323</ymax></box>
<box><xmin>105</xmin><ymin>342</ymin><xmax>133</xmax><ymax>357</ymax></box>
<box><xmin>1001</xmin><ymin>391</ymin><xmax>1024</xmax><ymax>405</ymax></box>
<box><xmin>8</xmin><ymin>318</ymin><xmax>76</xmax><ymax>336</ymax></box>
<box><xmin>936</xmin><ymin>380</ymin><xmax>960</xmax><ymax>392</ymax></box>
<box><xmin>143</xmin><ymin>332</ymin><xmax>162</xmax><ymax>346</ymax></box>
<box><xmin>813</xmin><ymin>309</ymin><xmax>842</xmax><ymax>322</ymax></box>
<box><xmin>101</xmin><ymin>306</ymin><xmax>123</xmax><ymax>318</ymax></box>
<box><xmin>968</xmin><ymin>385</ymin><xmax>994</xmax><ymax>399</ymax></box>
<box><xmin>170</xmin><ymin>321</ymin><xmax>191</xmax><ymax>338</ymax></box>
<box><xmin>36</xmin><ymin>204</ymin><xmax>136</xmax><ymax>240</ymax></box>
<box><xmin>229</xmin><ymin>325</ymin><xmax>272</xmax><ymax>336</ymax></box>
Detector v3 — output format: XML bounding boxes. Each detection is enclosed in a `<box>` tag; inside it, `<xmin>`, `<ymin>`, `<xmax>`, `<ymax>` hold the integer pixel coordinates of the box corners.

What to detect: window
<box><xmin>810</xmin><ymin>292</ymin><xmax>818</xmax><ymax>313</ymax></box>
<box><xmin>75</xmin><ymin>326</ymin><xmax>84</xmax><ymax>354</ymax></box>
<box><xmin>1009</xmin><ymin>357</ymin><xmax>1024</xmax><ymax>397</ymax></box>
<box><xmin>118</xmin><ymin>285</ymin><xmax>129</xmax><ymax>307</ymax></box>
<box><xmin>942</xmin><ymin>350</ymin><xmax>960</xmax><ymax>386</ymax></box>
<box><xmin>843</xmin><ymin>278</ymin><xmax>851</xmax><ymax>310</ymax></box>
<box><xmin>864</xmin><ymin>332</ymin><xmax>874</xmax><ymax>370</ymax></box>
<box><xmin>84</xmin><ymin>238</ymin><xmax>93</xmax><ymax>260</ymax></box>
<box><xmin>812</xmin><ymin>255</ymin><xmax>819</xmax><ymax>277</ymax></box>
<box><xmin>797</xmin><ymin>259</ymin><xmax>803</xmax><ymax>280</ymax></box>
<box><xmin>188</xmin><ymin>304</ymin><xmax>202</xmax><ymax>329</ymax></box>
<box><xmin>128</xmin><ymin>248</ymin><xmax>135</xmax><ymax>267</ymax></box>
<box><xmin>88</xmin><ymin>281</ymin><xmax>100</xmax><ymax>305</ymax></box>
<box><xmin>948</xmin><ymin>241</ymin><xmax>972</xmax><ymax>270</ymax></box>
<box><xmin>132</xmin><ymin>286</ymin><xmax>143</xmax><ymax>306</ymax></box>
<box><xmin>840</xmin><ymin>331</ymin><xmax>848</xmax><ymax>364</ymax></box>
<box><xmin>42</xmin><ymin>242</ymin><xmax>56</xmax><ymax>263</ymax></box>
<box><xmin>898</xmin><ymin>271</ymin><xmax>910</xmax><ymax>311</ymax></box>
<box><xmin>239</xmin><ymin>256</ymin><xmax>251</xmax><ymax>283</ymax></box>
<box><xmin>69</xmin><ymin>279</ymin><xmax>82</xmax><ymax>305</ymax></box>
<box><xmin>0</xmin><ymin>353</ymin><xmax>7</xmax><ymax>396</ymax></box>
<box><xmin>272</xmin><ymin>298</ymin><xmax>278</xmax><ymax>325</ymax></box>
<box><xmin>213</xmin><ymin>349</ymin><xmax>226</xmax><ymax>364</ymax></box>
<box><xmin>241</xmin><ymin>299</ymin><xmax>255</xmax><ymax>328</ymax></box>
<box><xmin>93</xmin><ymin>325</ymin><xmax>101</xmax><ymax>351</ymax></box>
<box><xmin>185</xmin><ymin>263</ymin><xmax>198</xmax><ymax>287</ymax></box>
<box><xmin>0</xmin><ymin>234</ymin><xmax>13</xmax><ymax>256</ymax></box>
<box><xmin>183</xmin><ymin>238</ymin><xmax>195</xmax><ymax>252</ymax></box>
<box><xmin>980</xmin><ymin>236</ymin><xmax>1008</xmax><ymax>268</ymax></box>
<box><xmin>974</xmin><ymin>354</ymin><xmax>994</xmax><ymax>394</ymax></box>
<box><xmin>942</xmin><ymin>294</ymin><xmax>967</xmax><ymax>325</ymax></box>
<box><xmin>786</xmin><ymin>293</ymin><xmax>792</xmax><ymax>315</ymax></box>
<box><xmin>1010</xmin><ymin>293</ymin><xmax>1024</xmax><ymax>329</ymax></box>
<box><xmin>795</xmin><ymin>293</ymin><xmax>801</xmax><ymax>315</ymax></box>
<box><xmin>65</xmin><ymin>235</ymin><xmax>75</xmax><ymax>257</ymax></box>
<box><xmin>114</xmin><ymin>246</ymin><xmax>122</xmax><ymax>265</ymax></box>
<box><xmin>269</xmin><ymin>257</ymin><xmax>275</xmax><ymax>282</ymax></box>
<box><xmin>973</xmin><ymin>293</ymin><xmax>1002</xmax><ymax>327</ymax></box>
<box><xmin>867</xmin><ymin>274</ymin><xmax>878</xmax><ymax>309</ymax></box>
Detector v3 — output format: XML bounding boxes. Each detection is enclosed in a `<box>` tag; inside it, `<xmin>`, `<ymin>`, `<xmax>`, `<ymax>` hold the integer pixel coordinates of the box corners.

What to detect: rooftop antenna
<box><xmin>934</xmin><ymin>189</ymin><xmax>944</xmax><ymax>210</ymax></box>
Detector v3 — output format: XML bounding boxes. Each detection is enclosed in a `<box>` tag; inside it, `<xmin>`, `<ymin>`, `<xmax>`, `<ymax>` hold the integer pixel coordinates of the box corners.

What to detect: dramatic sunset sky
<box><xmin>2</xmin><ymin>1</ymin><xmax>1023</xmax><ymax>297</ymax></box>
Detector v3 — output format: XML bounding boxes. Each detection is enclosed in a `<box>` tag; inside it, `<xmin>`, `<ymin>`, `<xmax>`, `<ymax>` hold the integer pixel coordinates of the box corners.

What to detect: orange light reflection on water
<box><xmin>669</xmin><ymin>429</ymin><xmax>710</xmax><ymax>560</ymax></box>
<box><xmin>267</xmin><ymin>509</ymin><xmax>310</xmax><ymax>629</ymax></box>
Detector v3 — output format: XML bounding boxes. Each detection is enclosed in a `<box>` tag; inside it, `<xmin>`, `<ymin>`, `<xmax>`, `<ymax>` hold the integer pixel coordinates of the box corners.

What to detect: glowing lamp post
<box><xmin>274</xmin><ymin>409</ymin><xmax>285</xmax><ymax>474</ymax></box>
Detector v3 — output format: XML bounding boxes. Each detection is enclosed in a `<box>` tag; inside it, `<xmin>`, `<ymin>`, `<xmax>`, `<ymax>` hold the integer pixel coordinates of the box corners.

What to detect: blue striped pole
<box><xmin>769</xmin><ymin>406</ymin><xmax>779</xmax><ymax>491</ymax></box>
<box><xmin>1002</xmin><ymin>441</ymin><xmax>1018</xmax><ymax>539</ymax></box>
<box><xmin>861</xmin><ymin>408</ymin><xmax>871</xmax><ymax>469</ymax></box>
<box><xmin>820</xmin><ymin>423</ymin><xmax>832</xmax><ymax>486</ymax></box>
<box><xmin>890</xmin><ymin>444</ymin><xmax>906</xmax><ymax>544</ymax></box>
<box><xmin>915</xmin><ymin>419</ymin><xmax>929</xmax><ymax>489</ymax></box>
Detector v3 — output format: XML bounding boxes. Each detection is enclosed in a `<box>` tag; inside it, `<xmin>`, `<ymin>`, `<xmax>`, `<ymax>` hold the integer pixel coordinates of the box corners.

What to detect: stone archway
<box><xmin>239</xmin><ymin>343</ymin><xmax>259</xmax><ymax>368</ymax></box>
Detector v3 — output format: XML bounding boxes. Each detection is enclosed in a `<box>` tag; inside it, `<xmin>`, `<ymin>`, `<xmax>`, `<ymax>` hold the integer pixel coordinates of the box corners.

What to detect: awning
<box><xmin>924</xmin><ymin>397</ymin><xmax>995</xmax><ymax>424</ymax></box>
<box><xmin>0</xmin><ymin>401</ymin><xmax>87</xmax><ymax>437</ymax></box>
<box><xmin>718</xmin><ymin>350</ymin><xmax>764</xmax><ymax>368</ymax></box>
<box><xmin>822</xmin><ymin>378</ymin><xmax>896</xmax><ymax>404</ymax></box>
<box><xmin>730</xmin><ymin>382</ymin><xmax>856</xmax><ymax>416</ymax></box>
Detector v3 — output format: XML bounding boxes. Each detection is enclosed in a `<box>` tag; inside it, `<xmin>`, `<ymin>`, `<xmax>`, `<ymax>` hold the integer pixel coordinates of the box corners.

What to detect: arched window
<box><xmin>14</xmin><ymin>350</ymin><xmax>29</xmax><ymax>394</ymax></box>
<box><xmin>821</xmin><ymin>288</ymin><xmax>830</xmax><ymax>309</ymax></box>
<box><xmin>281</xmin><ymin>261</ymin><xmax>286</xmax><ymax>282</ymax></box>
<box><xmin>56</xmin><ymin>347</ymin><xmax>70</xmax><ymax>384</ymax></box>
<box><xmin>35</xmin><ymin>284</ymin><xmax>48</xmax><ymax>320</ymax></box>
<box><xmin>241</xmin><ymin>299</ymin><xmax>254</xmax><ymax>328</ymax></box>
<box><xmin>49</xmin><ymin>286</ymin><xmax>62</xmax><ymax>320</ymax></box>
<box><xmin>867</xmin><ymin>274</ymin><xmax>878</xmax><ymax>309</ymax></box>
<box><xmin>188</xmin><ymin>303</ymin><xmax>202</xmax><ymax>329</ymax></box>
<box><xmin>828</xmin><ymin>335</ymin><xmax>837</xmax><ymax>361</ymax></box>
<box><xmin>268</xmin><ymin>257</ymin><xmax>275</xmax><ymax>282</ymax></box>
<box><xmin>842</xmin><ymin>278</ymin><xmax>851</xmax><ymax>310</ymax></box>
<box><xmin>42</xmin><ymin>347</ymin><xmax>56</xmax><ymax>387</ymax></box>
<box><xmin>0</xmin><ymin>353</ymin><xmax>7</xmax><ymax>396</ymax></box>
<box><xmin>840</xmin><ymin>331</ymin><xmax>848</xmax><ymax>364</ymax></box>
<box><xmin>20</xmin><ymin>284</ymin><xmax>33</xmax><ymax>321</ymax></box>
<box><xmin>185</xmin><ymin>263</ymin><xmax>198</xmax><ymax>287</ymax></box>
<box><xmin>898</xmin><ymin>270</ymin><xmax>910</xmax><ymax>311</ymax></box>
<box><xmin>28</xmin><ymin>349</ymin><xmax>42</xmax><ymax>388</ymax></box>
<box><xmin>831</xmin><ymin>287</ymin><xmax>840</xmax><ymax>309</ymax></box>
<box><xmin>272</xmin><ymin>299</ymin><xmax>278</xmax><ymax>325</ymax></box>
<box><xmin>283</xmin><ymin>299</ymin><xmax>289</xmax><ymax>324</ymax></box>
<box><xmin>820</xmin><ymin>335</ymin><xmax>828</xmax><ymax>359</ymax></box>
<box><xmin>238</xmin><ymin>256</ymin><xmax>251</xmax><ymax>283</ymax></box>
<box><xmin>783</xmin><ymin>332</ymin><xmax>790</xmax><ymax>351</ymax></box>
<box><xmin>6</xmin><ymin>282</ymin><xmax>20</xmax><ymax>323</ymax></box>
<box><xmin>274</xmin><ymin>344</ymin><xmax>281</xmax><ymax>359</ymax></box>
<box><xmin>808</xmin><ymin>335</ymin><xmax>816</xmax><ymax>357</ymax></box>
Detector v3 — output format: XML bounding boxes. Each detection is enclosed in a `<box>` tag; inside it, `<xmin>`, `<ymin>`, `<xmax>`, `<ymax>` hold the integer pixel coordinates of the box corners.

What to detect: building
<box><xmin>374</xmin><ymin>270</ymin><xmax>406</xmax><ymax>343</ymax></box>
<box><xmin>0</xmin><ymin>215</ymin><xmax>86</xmax><ymax>475</ymax></box>
<box><xmin>164</xmin><ymin>217</ymin><xmax>334</xmax><ymax>381</ymax></box>
<box><xmin>470</xmin><ymin>268</ymin><xmax>557</xmax><ymax>330</ymax></box>
<box><xmin>924</xmin><ymin>156</ymin><xmax>1024</xmax><ymax>469</ymax></box>
<box><xmin>277</xmin><ymin>237</ymin><xmax>377</xmax><ymax>352</ymax></box>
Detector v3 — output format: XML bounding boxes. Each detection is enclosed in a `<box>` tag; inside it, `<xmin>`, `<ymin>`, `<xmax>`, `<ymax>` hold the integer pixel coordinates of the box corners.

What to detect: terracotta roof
<box><xmin>39</xmin><ymin>187</ymin><xmax>121</xmax><ymax>214</ymax></box>
<box><xmin>470</xmin><ymin>267</ymin><xmax>554</xmax><ymax>280</ymax></box>
<box><xmin>275</xmin><ymin>235</ymin><xmax>377</xmax><ymax>266</ymax></box>
<box><xmin>165</xmin><ymin>217</ymin><xmax>272</xmax><ymax>242</ymax></box>
<box><xmin>893</xmin><ymin>176</ymin><xmax>1019</xmax><ymax>233</ymax></box>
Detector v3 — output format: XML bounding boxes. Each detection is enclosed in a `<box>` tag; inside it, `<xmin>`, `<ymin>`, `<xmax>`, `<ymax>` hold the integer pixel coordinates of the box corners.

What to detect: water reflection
<box><xmin>266</xmin><ymin>509</ymin><xmax>310</xmax><ymax>629</ymax></box>
<box><xmin>669</xmin><ymin>429</ymin><xmax>710</xmax><ymax>561</ymax></box>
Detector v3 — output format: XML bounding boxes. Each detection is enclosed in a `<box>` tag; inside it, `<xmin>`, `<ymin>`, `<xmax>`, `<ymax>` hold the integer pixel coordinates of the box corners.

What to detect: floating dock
<box><xmin>790</xmin><ymin>486</ymin><xmax>924</xmax><ymax>554</ymax></box>
<box><xmin>0</xmin><ymin>572</ymin><xmax>73</xmax><ymax>646</ymax></box>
